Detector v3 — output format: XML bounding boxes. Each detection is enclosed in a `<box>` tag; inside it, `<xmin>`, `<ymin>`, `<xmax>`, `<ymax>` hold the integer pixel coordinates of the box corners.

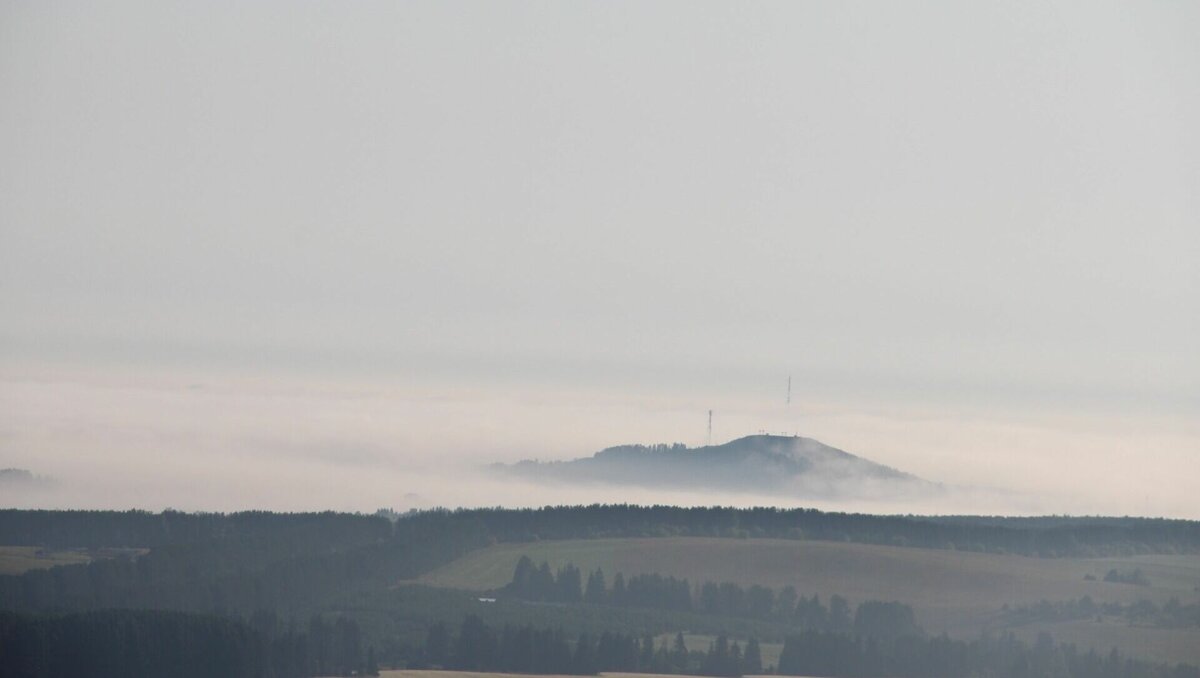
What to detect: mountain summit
<box><xmin>496</xmin><ymin>434</ymin><xmax>936</xmax><ymax>499</ymax></box>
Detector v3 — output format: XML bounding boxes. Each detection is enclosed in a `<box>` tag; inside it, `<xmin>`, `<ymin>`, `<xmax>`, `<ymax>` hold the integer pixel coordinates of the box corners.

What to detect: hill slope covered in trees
<box><xmin>3</xmin><ymin>506</ymin><xmax>1200</xmax><ymax>671</ymax></box>
<box><xmin>496</xmin><ymin>435</ymin><xmax>933</xmax><ymax>498</ymax></box>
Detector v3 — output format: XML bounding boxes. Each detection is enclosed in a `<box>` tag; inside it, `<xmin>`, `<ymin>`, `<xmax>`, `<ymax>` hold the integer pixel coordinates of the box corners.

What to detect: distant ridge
<box><xmin>0</xmin><ymin>468</ymin><xmax>52</xmax><ymax>488</ymax></box>
<box><xmin>495</xmin><ymin>434</ymin><xmax>937</xmax><ymax>499</ymax></box>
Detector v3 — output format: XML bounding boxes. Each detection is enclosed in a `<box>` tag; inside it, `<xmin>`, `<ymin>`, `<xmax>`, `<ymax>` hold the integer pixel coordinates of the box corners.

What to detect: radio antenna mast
<box><xmin>707</xmin><ymin>410</ymin><xmax>713</xmax><ymax>446</ymax></box>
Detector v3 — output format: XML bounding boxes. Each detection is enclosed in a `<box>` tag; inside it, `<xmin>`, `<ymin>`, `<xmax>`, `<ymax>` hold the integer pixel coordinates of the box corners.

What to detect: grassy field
<box><xmin>0</xmin><ymin>545</ymin><xmax>92</xmax><ymax>574</ymax></box>
<box><xmin>414</xmin><ymin>537</ymin><xmax>1200</xmax><ymax>664</ymax></box>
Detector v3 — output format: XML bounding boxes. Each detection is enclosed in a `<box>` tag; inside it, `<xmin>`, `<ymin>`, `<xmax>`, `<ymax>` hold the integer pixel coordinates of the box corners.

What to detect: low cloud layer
<box><xmin>1</xmin><ymin>4</ymin><xmax>1195</xmax><ymax>520</ymax></box>
<box><xmin>2</xmin><ymin>365</ymin><xmax>1195</xmax><ymax>518</ymax></box>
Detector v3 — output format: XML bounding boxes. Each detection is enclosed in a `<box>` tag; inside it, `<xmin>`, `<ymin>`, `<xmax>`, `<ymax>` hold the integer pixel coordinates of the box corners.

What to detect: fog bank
<box><xmin>2</xmin><ymin>366</ymin><xmax>1194</xmax><ymax>518</ymax></box>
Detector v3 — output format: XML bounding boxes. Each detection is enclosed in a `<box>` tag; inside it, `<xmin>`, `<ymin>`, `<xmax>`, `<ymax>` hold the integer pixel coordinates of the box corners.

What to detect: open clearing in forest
<box><xmin>415</xmin><ymin>537</ymin><xmax>1200</xmax><ymax>664</ymax></box>
<box><xmin>0</xmin><ymin>545</ymin><xmax>92</xmax><ymax>574</ymax></box>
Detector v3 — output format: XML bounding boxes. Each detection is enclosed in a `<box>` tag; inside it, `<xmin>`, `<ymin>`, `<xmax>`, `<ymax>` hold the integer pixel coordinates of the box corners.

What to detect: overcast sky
<box><xmin>1</xmin><ymin>1</ymin><xmax>1197</xmax><ymax>515</ymax></box>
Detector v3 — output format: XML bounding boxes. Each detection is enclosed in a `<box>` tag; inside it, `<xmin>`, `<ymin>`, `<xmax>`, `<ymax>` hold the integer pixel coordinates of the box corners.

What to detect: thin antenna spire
<box><xmin>707</xmin><ymin>410</ymin><xmax>713</xmax><ymax>446</ymax></box>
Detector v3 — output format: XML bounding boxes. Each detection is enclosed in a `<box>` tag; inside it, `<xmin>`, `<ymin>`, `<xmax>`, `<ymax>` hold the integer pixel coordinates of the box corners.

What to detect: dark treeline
<box><xmin>0</xmin><ymin>510</ymin><xmax>391</xmax><ymax>550</ymax></box>
<box><xmin>0</xmin><ymin>510</ymin><xmax>489</xmax><ymax>614</ymax></box>
<box><xmin>777</xmin><ymin>629</ymin><xmax>1200</xmax><ymax>678</ymax></box>
<box><xmin>366</xmin><ymin>581</ymin><xmax>789</xmax><ymax>658</ymax></box>
<box><xmin>3</xmin><ymin>505</ymin><xmax>1199</xmax><ymax>560</ymax></box>
<box><xmin>0</xmin><ymin>609</ymin><xmax>376</xmax><ymax>678</ymax></box>
<box><xmin>434</xmin><ymin>505</ymin><xmax>1200</xmax><ymax>557</ymax></box>
<box><xmin>930</xmin><ymin>515</ymin><xmax>1199</xmax><ymax>530</ymax></box>
<box><xmin>506</xmin><ymin>557</ymin><xmax>918</xmax><ymax>639</ymax></box>
<box><xmin>415</xmin><ymin>615</ymin><xmax>1199</xmax><ymax>678</ymax></box>
<box><xmin>1002</xmin><ymin>596</ymin><xmax>1200</xmax><ymax>629</ymax></box>
<box><xmin>509</xmin><ymin>558</ymin><xmax>694</xmax><ymax>612</ymax></box>
<box><xmin>601</xmin><ymin>443</ymin><xmax>691</xmax><ymax>455</ymax></box>
<box><xmin>416</xmin><ymin>614</ymin><xmax>760</xmax><ymax>677</ymax></box>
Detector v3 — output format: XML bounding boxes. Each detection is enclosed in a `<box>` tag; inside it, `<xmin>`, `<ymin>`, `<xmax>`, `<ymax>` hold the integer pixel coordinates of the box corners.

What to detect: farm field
<box><xmin>417</xmin><ymin>538</ymin><xmax>1200</xmax><ymax>618</ymax></box>
<box><xmin>0</xmin><ymin>545</ymin><xmax>91</xmax><ymax>575</ymax></box>
<box><xmin>416</xmin><ymin>537</ymin><xmax>1200</xmax><ymax>664</ymax></box>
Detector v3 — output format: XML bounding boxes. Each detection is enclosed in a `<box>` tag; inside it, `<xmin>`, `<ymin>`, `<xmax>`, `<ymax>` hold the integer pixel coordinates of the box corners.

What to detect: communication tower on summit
<box><xmin>787</xmin><ymin>375</ymin><xmax>800</xmax><ymax>436</ymax></box>
<box><xmin>707</xmin><ymin>410</ymin><xmax>713</xmax><ymax>446</ymax></box>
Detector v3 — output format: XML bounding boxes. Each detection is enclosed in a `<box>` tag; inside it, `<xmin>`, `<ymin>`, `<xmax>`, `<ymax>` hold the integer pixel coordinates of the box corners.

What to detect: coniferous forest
<box><xmin>1</xmin><ymin>506</ymin><xmax>1199</xmax><ymax>677</ymax></box>
<box><xmin>0</xmin><ymin>608</ymin><xmax>376</xmax><ymax>678</ymax></box>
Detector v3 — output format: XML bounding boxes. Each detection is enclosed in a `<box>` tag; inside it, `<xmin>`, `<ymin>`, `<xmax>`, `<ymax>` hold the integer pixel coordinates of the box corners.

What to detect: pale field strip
<box><xmin>0</xmin><ymin>545</ymin><xmax>92</xmax><ymax>575</ymax></box>
<box><xmin>416</xmin><ymin>537</ymin><xmax>1200</xmax><ymax>613</ymax></box>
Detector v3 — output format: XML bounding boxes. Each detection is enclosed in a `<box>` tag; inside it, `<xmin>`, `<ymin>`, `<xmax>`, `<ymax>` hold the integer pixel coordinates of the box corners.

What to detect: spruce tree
<box><xmin>638</xmin><ymin>633</ymin><xmax>655</xmax><ymax>670</ymax></box>
<box><xmin>510</xmin><ymin>556</ymin><xmax>535</xmax><ymax>598</ymax></box>
<box><xmin>672</xmin><ymin>632</ymin><xmax>689</xmax><ymax>672</ymax></box>
<box><xmin>584</xmin><ymin>568</ymin><xmax>607</xmax><ymax>604</ymax></box>
<box><xmin>743</xmin><ymin>637</ymin><xmax>762</xmax><ymax>674</ymax></box>
<box><xmin>534</xmin><ymin>562</ymin><xmax>555</xmax><ymax>601</ymax></box>
<box><xmin>611</xmin><ymin>573</ymin><xmax>627</xmax><ymax>606</ymax></box>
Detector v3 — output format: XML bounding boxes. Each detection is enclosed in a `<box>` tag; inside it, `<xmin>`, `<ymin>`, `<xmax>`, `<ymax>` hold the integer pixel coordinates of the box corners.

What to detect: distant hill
<box><xmin>0</xmin><ymin>468</ymin><xmax>51</xmax><ymax>489</ymax></box>
<box><xmin>0</xmin><ymin>469</ymin><xmax>36</xmax><ymax>484</ymax></box>
<box><xmin>495</xmin><ymin>434</ymin><xmax>936</xmax><ymax>498</ymax></box>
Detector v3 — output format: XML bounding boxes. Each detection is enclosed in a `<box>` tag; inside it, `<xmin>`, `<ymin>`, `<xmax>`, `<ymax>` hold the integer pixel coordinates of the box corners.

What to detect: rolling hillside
<box><xmin>416</xmin><ymin>537</ymin><xmax>1200</xmax><ymax>664</ymax></box>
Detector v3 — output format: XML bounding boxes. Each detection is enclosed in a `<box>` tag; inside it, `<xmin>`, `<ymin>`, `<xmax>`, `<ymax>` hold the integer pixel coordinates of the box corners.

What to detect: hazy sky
<box><xmin>1</xmin><ymin>2</ymin><xmax>1197</xmax><ymax>515</ymax></box>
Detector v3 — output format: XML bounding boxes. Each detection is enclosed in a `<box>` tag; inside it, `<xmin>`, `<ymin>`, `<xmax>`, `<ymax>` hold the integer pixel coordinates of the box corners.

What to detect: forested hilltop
<box><xmin>2</xmin><ymin>505</ymin><xmax>1200</xmax><ymax>676</ymax></box>
<box><xmin>496</xmin><ymin>435</ymin><xmax>931</xmax><ymax>498</ymax></box>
